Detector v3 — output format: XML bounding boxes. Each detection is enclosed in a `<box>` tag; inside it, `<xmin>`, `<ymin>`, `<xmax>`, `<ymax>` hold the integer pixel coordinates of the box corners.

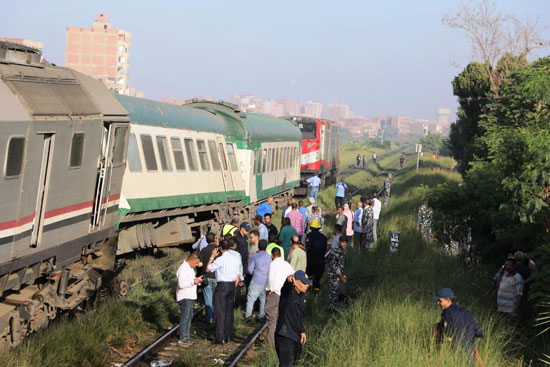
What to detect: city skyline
<box><xmin>2</xmin><ymin>1</ymin><xmax>549</xmax><ymax>120</ymax></box>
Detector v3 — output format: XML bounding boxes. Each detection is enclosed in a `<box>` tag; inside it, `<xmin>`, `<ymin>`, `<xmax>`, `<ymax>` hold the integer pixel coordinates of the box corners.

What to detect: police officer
<box><xmin>416</xmin><ymin>200</ymin><xmax>433</xmax><ymax>244</ymax></box>
<box><xmin>383</xmin><ymin>174</ymin><xmax>392</xmax><ymax>206</ymax></box>
<box><xmin>432</xmin><ymin>288</ymin><xmax>484</xmax><ymax>362</ymax></box>
<box><xmin>327</xmin><ymin>236</ymin><xmax>347</xmax><ymax>313</ymax></box>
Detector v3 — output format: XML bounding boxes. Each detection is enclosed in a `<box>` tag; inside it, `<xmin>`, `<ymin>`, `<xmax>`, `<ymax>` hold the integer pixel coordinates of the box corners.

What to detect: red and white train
<box><xmin>284</xmin><ymin>117</ymin><xmax>341</xmax><ymax>194</ymax></box>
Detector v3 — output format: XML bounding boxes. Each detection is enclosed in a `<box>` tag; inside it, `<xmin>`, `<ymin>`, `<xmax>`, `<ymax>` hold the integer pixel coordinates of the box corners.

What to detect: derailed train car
<box><xmin>0</xmin><ymin>42</ymin><xmax>129</xmax><ymax>346</ymax></box>
<box><xmin>115</xmin><ymin>98</ymin><xmax>302</xmax><ymax>254</ymax></box>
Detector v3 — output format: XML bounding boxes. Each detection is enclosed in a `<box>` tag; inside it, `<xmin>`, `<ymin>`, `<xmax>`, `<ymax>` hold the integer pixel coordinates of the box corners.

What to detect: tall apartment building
<box><xmin>65</xmin><ymin>13</ymin><xmax>135</xmax><ymax>95</ymax></box>
<box><xmin>303</xmin><ymin>101</ymin><xmax>323</xmax><ymax>118</ymax></box>
<box><xmin>326</xmin><ymin>102</ymin><xmax>349</xmax><ymax>121</ymax></box>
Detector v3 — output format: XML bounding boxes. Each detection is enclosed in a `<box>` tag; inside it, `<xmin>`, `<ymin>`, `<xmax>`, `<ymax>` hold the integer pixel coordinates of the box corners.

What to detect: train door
<box><xmin>215</xmin><ymin>137</ymin><xmax>235</xmax><ymax>193</ymax></box>
<box><xmin>91</xmin><ymin>123</ymin><xmax>128</xmax><ymax>229</ymax></box>
<box><xmin>30</xmin><ymin>133</ymin><xmax>55</xmax><ymax>247</ymax></box>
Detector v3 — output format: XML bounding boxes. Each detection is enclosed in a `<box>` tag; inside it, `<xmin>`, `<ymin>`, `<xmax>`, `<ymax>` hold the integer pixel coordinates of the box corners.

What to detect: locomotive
<box><xmin>0</xmin><ymin>41</ymin><xmax>307</xmax><ymax>346</ymax></box>
<box><xmin>284</xmin><ymin>116</ymin><xmax>341</xmax><ymax>195</ymax></box>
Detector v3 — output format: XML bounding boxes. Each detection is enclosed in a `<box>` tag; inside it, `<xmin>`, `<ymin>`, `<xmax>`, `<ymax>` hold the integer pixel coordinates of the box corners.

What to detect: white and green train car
<box><xmin>114</xmin><ymin>97</ymin><xmax>301</xmax><ymax>254</ymax></box>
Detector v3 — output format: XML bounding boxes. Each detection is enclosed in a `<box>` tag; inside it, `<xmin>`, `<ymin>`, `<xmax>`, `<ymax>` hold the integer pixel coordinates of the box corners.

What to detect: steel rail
<box><xmin>121</xmin><ymin>306</ymin><xmax>205</xmax><ymax>367</ymax></box>
<box><xmin>225</xmin><ymin>323</ymin><xmax>268</xmax><ymax>367</ymax></box>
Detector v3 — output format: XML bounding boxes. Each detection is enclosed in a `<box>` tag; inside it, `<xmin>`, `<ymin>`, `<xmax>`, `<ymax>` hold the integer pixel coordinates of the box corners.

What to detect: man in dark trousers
<box><xmin>432</xmin><ymin>288</ymin><xmax>484</xmax><ymax>363</ymax></box>
<box><xmin>206</xmin><ymin>241</ymin><xmax>241</xmax><ymax>344</ymax></box>
<box><xmin>305</xmin><ymin>219</ymin><xmax>327</xmax><ymax>292</ymax></box>
<box><xmin>275</xmin><ymin>270</ymin><xmax>310</xmax><ymax>367</ymax></box>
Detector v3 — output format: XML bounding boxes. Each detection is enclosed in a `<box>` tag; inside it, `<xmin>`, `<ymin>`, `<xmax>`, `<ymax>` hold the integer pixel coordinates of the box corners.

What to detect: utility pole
<box><xmin>416</xmin><ymin>144</ymin><xmax>422</xmax><ymax>173</ymax></box>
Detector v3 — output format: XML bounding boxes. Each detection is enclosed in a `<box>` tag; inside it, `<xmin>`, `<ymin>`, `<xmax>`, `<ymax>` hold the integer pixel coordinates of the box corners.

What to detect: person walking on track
<box><xmin>384</xmin><ymin>174</ymin><xmax>392</xmax><ymax>206</ymax></box>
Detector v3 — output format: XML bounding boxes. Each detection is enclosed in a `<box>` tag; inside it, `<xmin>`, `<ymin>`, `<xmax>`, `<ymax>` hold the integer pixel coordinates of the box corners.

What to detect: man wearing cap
<box><xmin>275</xmin><ymin>270</ymin><xmax>310</xmax><ymax>367</ymax></box>
<box><xmin>265</xmin><ymin>247</ymin><xmax>295</xmax><ymax>343</ymax></box>
<box><xmin>305</xmin><ymin>219</ymin><xmax>327</xmax><ymax>291</ymax></box>
<box><xmin>222</xmin><ymin>215</ymin><xmax>241</xmax><ymax>237</ymax></box>
<box><xmin>254</xmin><ymin>215</ymin><xmax>269</xmax><ymax>242</ymax></box>
<box><xmin>305</xmin><ymin>205</ymin><xmax>324</xmax><ymax>234</ymax></box>
<box><xmin>432</xmin><ymin>288</ymin><xmax>483</xmax><ymax>361</ymax></box>
<box><xmin>256</xmin><ymin>196</ymin><xmax>274</xmax><ymax>219</ymax></box>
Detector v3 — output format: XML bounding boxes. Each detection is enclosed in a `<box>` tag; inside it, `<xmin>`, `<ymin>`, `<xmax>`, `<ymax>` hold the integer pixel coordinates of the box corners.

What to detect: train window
<box><xmin>156</xmin><ymin>136</ymin><xmax>172</xmax><ymax>171</ymax></box>
<box><xmin>184</xmin><ymin>139</ymin><xmax>198</xmax><ymax>171</ymax></box>
<box><xmin>196</xmin><ymin>140</ymin><xmax>210</xmax><ymax>171</ymax></box>
<box><xmin>112</xmin><ymin>127</ymin><xmax>127</xmax><ymax>165</ymax></box>
<box><xmin>69</xmin><ymin>133</ymin><xmax>85</xmax><ymax>168</ymax></box>
<box><xmin>269</xmin><ymin>148</ymin><xmax>274</xmax><ymax>171</ymax></box>
<box><xmin>284</xmin><ymin>147</ymin><xmax>289</xmax><ymax>169</ymax></box>
<box><xmin>127</xmin><ymin>134</ymin><xmax>142</xmax><ymax>172</ymax></box>
<box><xmin>207</xmin><ymin>140</ymin><xmax>221</xmax><ymax>171</ymax></box>
<box><xmin>219</xmin><ymin>143</ymin><xmax>229</xmax><ymax>170</ymax></box>
<box><xmin>300</xmin><ymin>122</ymin><xmax>317</xmax><ymax>140</ymax></box>
<box><xmin>273</xmin><ymin>148</ymin><xmax>279</xmax><ymax>171</ymax></box>
<box><xmin>226</xmin><ymin>143</ymin><xmax>238</xmax><ymax>171</ymax></box>
<box><xmin>295</xmin><ymin>147</ymin><xmax>299</xmax><ymax>167</ymax></box>
<box><xmin>262</xmin><ymin>148</ymin><xmax>268</xmax><ymax>173</ymax></box>
<box><xmin>278</xmin><ymin>148</ymin><xmax>283</xmax><ymax>170</ymax></box>
<box><xmin>4</xmin><ymin>137</ymin><xmax>25</xmax><ymax>178</ymax></box>
<box><xmin>255</xmin><ymin>149</ymin><xmax>262</xmax><ymax>174</ymax></box>
<box><xmin>170</xmin><ymin>137</ymin><xmax>186</xmax><ymax>171</ymax></box>
<box><xmin>140</xmin><ymin>134</ymin><xmax>158</xmax><ymax>171</ymax></box>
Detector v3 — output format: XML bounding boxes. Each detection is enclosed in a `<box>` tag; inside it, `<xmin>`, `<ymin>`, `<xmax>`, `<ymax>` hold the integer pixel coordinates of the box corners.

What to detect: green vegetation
<box><xmin>247</xmin><ymin>156</ymin><xmax>535</xmax><ymax>366</ymax></box>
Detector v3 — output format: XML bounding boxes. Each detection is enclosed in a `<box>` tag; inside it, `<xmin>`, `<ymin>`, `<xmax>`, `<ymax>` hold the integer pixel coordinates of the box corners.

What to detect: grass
<box><xmin>246</xmin><ymin>155</ymin><xmax>533</xmax><ymax>367</ymax></box>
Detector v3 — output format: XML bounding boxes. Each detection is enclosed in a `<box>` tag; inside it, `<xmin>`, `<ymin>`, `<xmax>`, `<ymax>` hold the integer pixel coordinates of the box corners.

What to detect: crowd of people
<box><xmin>174</xmin><ymin>171</ymin><xmax>394</xmax><ymax>366</ymax></box>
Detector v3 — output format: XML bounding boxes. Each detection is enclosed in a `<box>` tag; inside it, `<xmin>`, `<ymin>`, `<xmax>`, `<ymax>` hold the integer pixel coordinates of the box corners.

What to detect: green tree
<box><xmin>420</xmin><ymin>133</ymin><xmax>443</xmax><ymax>155</ymax></box>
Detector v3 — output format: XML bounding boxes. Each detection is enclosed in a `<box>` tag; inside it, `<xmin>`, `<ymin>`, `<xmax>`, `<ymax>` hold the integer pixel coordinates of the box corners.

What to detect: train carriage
<box><xmin>0</xmin><ymin>42</ymin><xmax>130</xmax><ymax>346</ymax></box>
<box><xmin>186</xmin><ymin>101</ymin><xmax>302</xmax><ymax>213</ymax></box>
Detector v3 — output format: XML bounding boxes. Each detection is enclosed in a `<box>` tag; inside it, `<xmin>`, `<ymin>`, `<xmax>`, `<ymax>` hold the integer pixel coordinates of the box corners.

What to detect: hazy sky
<box><xmin>3</xmin><ymin>1</ymin><xmax>549</xmax><ymax>120</ymax></box>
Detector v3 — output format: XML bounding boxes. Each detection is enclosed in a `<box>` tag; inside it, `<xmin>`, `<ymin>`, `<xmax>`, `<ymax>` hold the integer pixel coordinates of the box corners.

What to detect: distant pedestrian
<box><xmin>356</xmin><ymin>154</ymin><xmax>361</xmax><ymax>167</ymax></box>
<box><xmin>288</xmin><ymin>235</ymin><xmax>307</xmax><ymax>272</ymax></box>
<box><xmin>372</xmin><ymin>193</ymin><xmax>382</xmax><ymax>241</ymax></box>
<box><xmin>361</xmin><ymin>199</ymin><xmax>374</xmax><ymax>250</ymax></box>
<box><xmin>264</xmin><ymin>213</ymin><xmax>279</xmax><ymax>239</ymax></box>
<box><xmin>373</xmin><ymin>153</ymin><xmax>377</xmax><ymax>163</ymax></box>
<box><xmin>275</xmin><ymin>270</ymin><xmax>310</xmax><ymax>367</ymax></box>
<box><xmin>222</xmin><ymin>215</ymin><xmax>240</xmax><ymax>237</ymax></box>
<box><xmin>256</xmin><ymin>196</ymin><xmax>274</xmax><ymax>219</ymax></box>
<box><xmin>494</xmin><ymin>258</ymin><xmax>523</xmax><ymax>316</ymax></box>
<box><xmin>432</xmin><ymin>288</ymin><xmax>484</xmax><ymax>362</ymax></box>
<box><xmin>399</xmin><ymin>155</ymin><xmax>405</xmax><ymax>168</ymax></box>
<box><xmin>305</xmin><ymin>219</ymin><xmax>327</xmax><ymax>291</ymax></box>
<box><xmin>353</xmin><ymin>201</ymin><xmax>363</xmax><ymax>249</ymax></box>
<box><xmin>207</xmin><ymin>241</ymin><xmax>242</xmax><ymax>344</ymax></box>
<box><xmin>335</xmin><ymin>178</ymin><xmax>348</xmax><ymax>208</ymax></box>
<box><xmin>328</xmin><ymin>236</ymin><xmax>347</xmax><ymax>313</ymax></box>
<box><xmin>254</xmin><ymin>215</ymin><xmax>269</xmax><ymax>241</ymax></box>
<box><xmin>265</xmin><ymin>247</ymin><xmax>295</xmax><ymax>343</ymax></box>
<box><xmin>279</xmin><ymin>217</ymin><xmax>298</xmax><ymax>257</ymax></box>
<box><xmin>176</xmin><ymin>253</ymin><xmax>203</xmax><ymax>345</ymax></box>
<box><xmin>198</xmin><ymin>232</ymin><xmax>219</xmax><ymax>324</ymax></box>
<box><xmin>246</xmin><ymin>240</ymin><xmax>272</xmax><ymax>321</ymax></box>
<box><xmin>383</xmin><ymin>174</ymin><xmax>392</xmax><ymax>206</ymax></box>
<box><xmin>416</xmin><ymin>200</ymin><xmax>433</xmax><ymax>244</ymax></box>
<box><xmin>307</xmin><ymin>175</ymin><xmax>321</xmax><ymax>201</ymax></box>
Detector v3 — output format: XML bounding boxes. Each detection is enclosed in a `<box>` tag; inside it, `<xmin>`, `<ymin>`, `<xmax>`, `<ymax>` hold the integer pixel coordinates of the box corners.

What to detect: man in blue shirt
<box><xmin>306</xmin><ymin>175</ymin><xmax>321</xmax><ymax>201</ymax></box>
<box><xmin>352</xmin><ymin>201</ymin><xmax>363</xmax><ymax>249</ymax></box>
<box><xmin>245</xmin><ymin>240</ymin><xmax>272</xmax><ymax>321</ymax></box>
<box><xmin>335</xmin><ymin>178</ymin><xmax>348</xmax><ymax>209</ymax></box>
<box><xmin>432</xmin><ymin>288</ymin><xmax>484</xmax><ymax>362</ymax></box>
<box><xmin>256</xmin><ymin>196</ymin><xmax>273</xmax><ymax>219</ymax></box>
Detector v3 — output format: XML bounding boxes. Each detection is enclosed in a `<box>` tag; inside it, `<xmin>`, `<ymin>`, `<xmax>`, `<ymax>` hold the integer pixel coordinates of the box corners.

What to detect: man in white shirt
<box><xmin>306</xmin><ymin>175</ymin><xmax>321</xmax><ymax>201</ymax></box>
<box><xmin>372</xmin><ymin>193</ymin><xmax>382</xmax><ymax>241</ymax></box>
<box><xmin>176</xmin><ymin>253</ymin><xmax>203</xmax><ymax>345</ymax></box>
<box><xmin>265</xmin><ymin>247</ymin><xmax>295</xmax><ymax>343</ymax></box>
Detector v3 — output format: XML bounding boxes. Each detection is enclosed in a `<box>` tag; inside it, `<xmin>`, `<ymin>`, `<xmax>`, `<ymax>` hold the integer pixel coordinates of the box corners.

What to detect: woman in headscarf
<box><xmin>343</xmin><ymin>203</ymin><xmax>354</xmax><ymax>245</ymax></box>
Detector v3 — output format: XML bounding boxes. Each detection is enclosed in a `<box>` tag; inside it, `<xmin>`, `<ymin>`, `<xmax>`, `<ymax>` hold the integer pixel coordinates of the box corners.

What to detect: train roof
<box><xmin>186</xmin><ymin>101</ymin><xmax>302</xmax><ymax>143</ymax></box>
<box><xmin>114</xmin><ymin>95</ymin><xmax>245</xmax><ymax>137</ymax></box>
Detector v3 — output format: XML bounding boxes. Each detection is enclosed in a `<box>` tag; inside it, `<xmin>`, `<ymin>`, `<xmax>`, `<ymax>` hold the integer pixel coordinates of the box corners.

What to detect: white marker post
<box><xmin>415</xmin><ymin>144</ymin><xmax>422</xmax><ymax>173</ymax></box>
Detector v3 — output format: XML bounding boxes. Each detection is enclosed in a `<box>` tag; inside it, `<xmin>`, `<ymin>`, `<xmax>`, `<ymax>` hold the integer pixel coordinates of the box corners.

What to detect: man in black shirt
<box><xmin>305</xmin><ymin>220</ymin><xmax>327</xmax><ymax>291</ymax></box>
<box><xmin>275</xmin><ymin>270</ymin><xmax>310</xmax><ymax>367</ymax></box>
<box><xmin>264</xmin><ymin>213</ymin><xmax>279</xmax><ymax>239</ymax></box>
<box><xmin>198</xmin><ymin>232</ymin><xmax>219</xmax><ymax>324</ymax></box>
